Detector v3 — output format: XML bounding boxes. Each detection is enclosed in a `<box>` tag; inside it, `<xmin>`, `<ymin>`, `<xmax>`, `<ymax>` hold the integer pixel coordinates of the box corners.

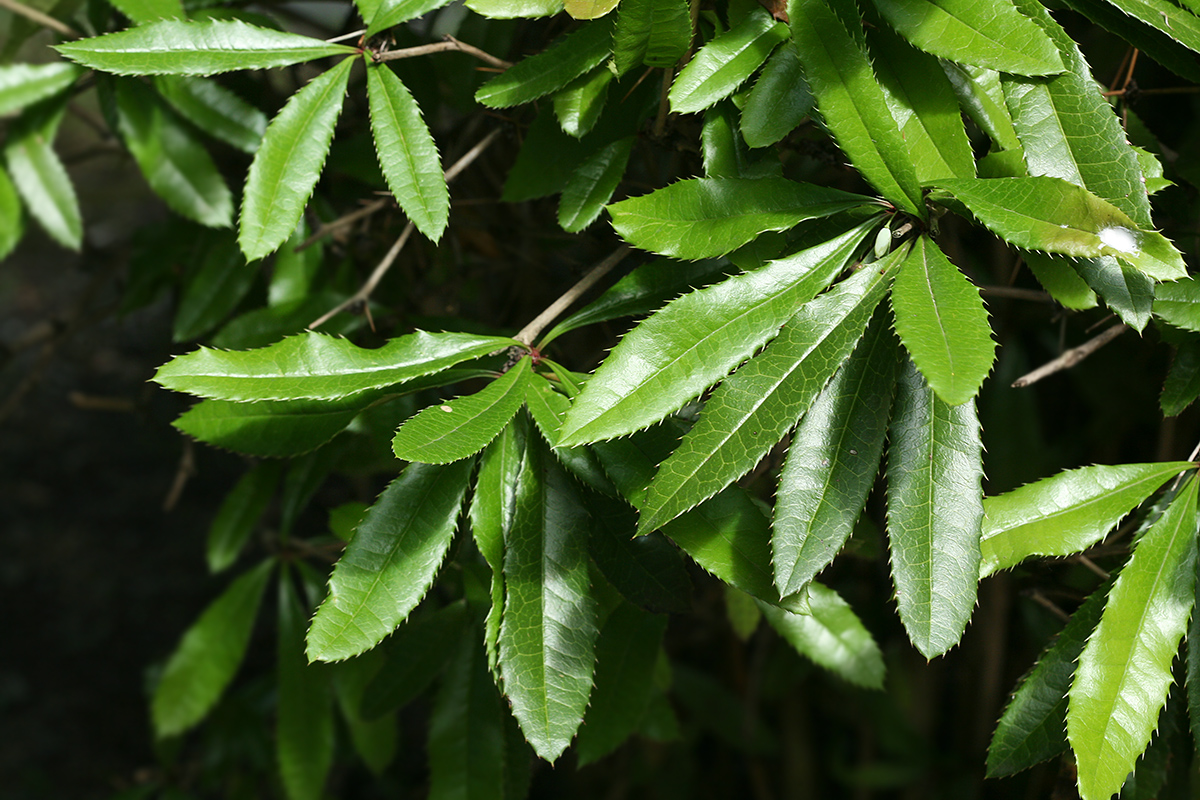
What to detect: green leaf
<box><xmin>1071</xmin><ymin>256</ymin><xmax>1155</xmax><ymax>331</ymax></box>
<box><xmin>475</xmin><ymin>18</ymin><xmax>615</xmax><ymax>109</ymax></box>
<box><xmin>588</xmin><ymin>494</ymin><xmax>693</xmax><ymax>614</ymax></box>
<box><xmin>207</xmin><ymin>461</ymin><xmax>282</xmax><ymax>573</ymax></box>
<box><xmin>1068</xmin><ymin>475</ymin><xmax>1199</xmax><ymax>800</ymax></box>
<box><xmin>1023</xmin><ymin>252</ymin><xmax>1097</xmax><ymax>310</ymax></box>
<box><xmin>773</xmin><ymin>308</ymin><xmax>900</xmax><ymax>595</ymax></box>
<box><xmin>759</xmin><ymin>582</ymin><xmax>885</xmax><ymax>689</ymax></box>
<box><xmin>367</xmin><ymin>62</ymin><xmax>449</xmax><ymax>242</ymax></box>
<box><xmin>575</xmin><ymin>603</ymin><xmax>668</xmax><ymax>765</ymax></box>
<box><xmin>980</xmin><ymin>462</ymin><xmax>1191</xmax><ymax>578</ymax></box>
<box><xmin>987</xmin><ymin>578</ymin><xmax>1110</xmax><ymax>777</ymax></box>
<box><xmin>392</xmin><ymin>358</ymin><xmax>531</xmax><ymax>463</ymax></box>
<box><xmin>109</xmin><ymin>0</ymin><xmax>183</xmax><ymax>22</ymax></box>
<box><xmin>173</xmin><ymin>233</ymin><xmax>256</xmax><ymax>341</ymax></box>
<box><xmin>890</xmin><ymin>235</ymin><xmax>995</xmax><ymax>406</ymax></box>
<box><xmin>0</xmin><ymin>62</ymin><xmax>80</xmax><ymax>117</ymax></box>
<box><xmin>1154</xmin><ymin>276</ymin><xmax>1200</xmax><ymax>332</ymax></box>
<box><xmin>1163</xmin><ymin>339</ymin><xmax>1200</xmax><ymax>417</ymax></box>
<box><xmin>367</xmin><ymin>0</ymin><xmax>454</xmax><ymax>35</ymax></box>
<box><xmin>155</xmin><ymin>329</ymin><xmax>517</xmax><ymax>401</ymax></box>
<box><xmin>608</xmin><ymin>176</ymin><xmax>872</xmax><ymax>259</ymax></box>
<box><xmin>4</xmin><ymin>99</ymin><xmax>82</xmax><ymax>250</ymax></box>
<box><xmin>154</xmin><ymin>75</ymin><xmax>267</xmax><ymax>154</ymax></box>
<box><xmin>639</xmin><ymin>246</ymin><xmax>897</xmax><ymax>533</ymax></box>
<box><xmin>0</xmin><ymin>166</ymin><xmax>23</xmax><ymax>261</ymax></box>
<box><xmin>559</xmin><ymin>220</ymin><xmax>876</xmax><ymax>445</ymax></box>
<box><xmin>668</xmin><ymin>8</ymin><xmax>788</xmax><ymax>115</ymax></box>
<box><xmin>307</xmin><ymin>460</ymin><xmax>473</xmax><ymax>661</ymax></box>
<box><xmin>870</xmin><ymin>0</ymin><xmax>1063</xmax><ymax>76</ymax></box>
<box><xmin>360</xmin><ymin>601</ymin><xmax>469</xmax><ymax>718</ymax></box>
<box><xmin>886</xmin><ymin>360</ymin><xmax>983</xmax><ymax>658</ymax></box>
<box><xmin>465</xmin><ymin>0</ymin><xmax>563</xmax><ymax>18</ymax></box>
<box><xmin>740</xmin><ymin>42</ymin><xmax>813</xmax><ymax>149</ymax></box>
<box><xmin>565</xmin><ymin>0</ymin><xmax>619</xmax><ymax>20</ymax></box>
<box><xmin>789</xmin><ymin>0</ymin><xmax>924</xmax><ymax>215</ymax></box>
<box><xmin>1080</xmin><ymin>0</ymin><xmax>1200</xmax><ymax>56</ymax></box>
<box><xmin>429</xmin><ymin>625</ymin><xmax>506</xmax><ymax>800</ymax></box>
<box><xmin>525</xmin><ymin>376</ymin><xmax>618</xmax><ymax>494</ymax></box>
<box><xmin>702</xmin><ymin>101</ymin><xmax>780</xmax><ymax>179</ymax></box>
<box><xmin>56</xmin><ymin>20</ymin><xmax>358</xmax><ymax>76</ymax></box>
<box><xmin>941</xmin><ymin>62</ymin><xmax>1022</xmax><ymax>153</ymax></box>
<box><xmin>931</xmin><ymin>177</ymin><xmax>1186</xmax><ymax>281</ymax></box>
<box><xmin>151</xmin><ymin>559</ymin><xmax>274</xmax><ymax>737</ymax></box>
<box><xmin>612</xmin><ymin>0</ymin><xmax>692</xmax><ymax>75</ymax></box>
<box><xmin>554</xmin><ymin>67</ymin><xmax>611</xmax><ymax>139</ymax></box>
<box><xmin>330</xmin><ymin>650</ymin><xmax>397</xmax><ymax>775</ymax></box>
<box><xmin>1056</xmin><ymin>0</ymin><xmax>1200</xmax><ymax>84</ymax></box>
<box><xmin>498</xmin><ymin>432</ymin><xmax>598</xmax><ymax>762</ymax></box>
<box><xmin>558</xmin><ymin>136</ymin><xmax>633</xmax><ymax>233</ymax></box>
<box><xmin>277</xmin><ymin>574</ymin><xmax>334</xmax><ymax>800</ymax></box>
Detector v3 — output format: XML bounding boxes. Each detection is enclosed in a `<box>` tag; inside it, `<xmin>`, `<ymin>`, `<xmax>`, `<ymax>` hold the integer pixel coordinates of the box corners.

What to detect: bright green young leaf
<box><xmin>740</xmin><ymin>42</ymin><xmax>813</xmax><ymax>149</ymax></box>
<box><xmin>109</xmin><ymin>0</ymin><xmax>183</xmax><ymax>22</ymax></box>
<box><xmin>367</xmin><ymin>0</ymin><xmax>453</xmax><ymax>35</ymax></box>
<box><xmin>558</xmin><ymin>136</ymin><xmax>633</xmax><ymax>233</ymax></box>
<box><xmin>668</xmin><ymin>8</ymin><xmax>788</xmax><ymax>115</ymax></box>
<box><xmin>1071</xmin><ymin>256</ymin><xmax>1154</xmax><ymax>331</ymax></box>
<box><xmin>980</xmin><ymin>462</ymin><xmax>1191</xmax><ymax>578</ymax></box>
<box><xmin>151</xmin><ymin>559</ymin><xmax>274</xmax><ymax>737</ymax></box>
<box><xmin>154</xmin><ymin>75</ymin><xmax>267</xmax><ymax>154</ymax></box>
<box><xmin>559</xmin><ymin>220</ymin><xmax>877</xmax><ymax>445</ymax></box>
<box><xmin>466</xmin><ymin>0</ymin><xmax>563</xmax><ymax>18</ymax></box>
<box><xmin>608</xmin><ymin>176</ymin><xmax>872</xmax><ymax>259</ymax></box>
<box><xmin>498</xmin><ymin>432</ymin><xmax>598</xmax><ymax>762</ymax></box>
<box><xmin>1023</xmin><ymin>252</ymin><xmax>1097</xmax><ymax>310</ymax></box>
<box><xmin>4</xmin><ymin>99</ymin><xmax>82</xmax><ymax>251</ymax></box>
<box><xmin>207</xmin><ymin>461</ymin><xmax>282</xmax><ymax>573</ymax></box>
<box><xmin>759</xmin><ymin>582</ymin><xmax>885</xmax><ymax>689</ymax></box>
<box><xmin>566</xmin><ymin>0</ymin><xmax>619</xmax><ymax>19</ymax></box>
<box><xmin>360</xmin><ymin>601</ymin><xmax>470</xmax><ymax>718</ymax></box>
<box><xmin>773</xmin><ymin>309</ymin><xmax>900</xmax><ymax>595</ymax></box>
<box><xmin>1163</xmin><ymin>339</ymin><xmax>1200</xmax><ymax>417</ymax></box>
<box><xmin>554</xmin><ymin>67</ymin><xmax>612</xmax><ymax>139</ymax></box>
<box><xmin>1068</xmin><ymin>475</ymin><xmax>1199</xmax><ymax>800</ymax></box>
<box><xmin>941</xmin><ymin>62</ymin><xmax>1023</xmax><ymax>153</ymax></box>
<box><xmin>367</xmin><ymin>62</ymin><xmax>449</xmax><ymax>242</ymax></box>
<box><xmin>392</xmin><ymin>357</ymin><xmax>531</xmax><ymax>463</ymax></box>
<box><xmin>56</xmin><ymin>20</ymin><xmax>358</xmax><ymax>76</ymax></box>
<box><xmin>870</xmin><ymin>0</ymin><xmax>1064</xmax><ymax>76</ymax></box>
<box><xmin>1154</xmin><ymin>276</ymin><xmax>1200</xmax><ymax>332</ymax></box>
<box><xmin>525</xmin><ymin>376</ymin><xmax>617</xmax><ymax>494</ymax></box>
<box><xmin>612</xmin><ymin>0</ymin><xmax>691</xmax><ymax>74</ymax></box>
<box><xmin>575</xmin><ymin>603</ymin><xmax>668</xmax><ymax>765</ymax></box>
<box><xmin>0</xmin><ymin>63</ymin><xmax>80</xmax><ymax>117</ymax></box>
<box><xmin>277</xmin><ymin>575</ymin><xmax>334</xmax><ymax>800</ymax></box>
<box><xmin>640</xmin><ymin>247</ymin><xmax>897</xmax><ymax>533</ymax></box>
<box><xmin>886</xmin><ymin>360</ymin><xmax>983</xmax><ymax>659</ymax></box>
<box><xmin>987</xmin><ymin>579</ymin><xmax>1110</xmax><ymax>777</ymax></box>
<box><xmin>429</xmin><ymin>626</ymin><xmax>506</xmax><ymax>800</ymax></box>
<box><xmin>173</xmin><ymin>234</ymin><xmax>256</xmax><ymax>341</ymax></box>
<box><xmin>113</xmin><ymin>78</ymin><xmax>233</xmax><ymax>228</ymax></box>
<box><xmin>306</xmin><ymin>460</ymin><xmax>473</xmax><ymax>662</ymax></box>
<box><xmin>890</xmin><ymin>235</ymin><xmax>995</xmax><ymax>406</ymax></box>
<box><xmin>789</xmin><ymin>0</ymin><xmax>924</xmax><ymax>216</ymax></box>
<box><xmin>0</xmin><ymin>166</ymin><xmax>22</xmax><ymax>260</ymax></box>
<box><xmin>931</xmin><ymin>176</ymin><xmax>1186</xmax><ymax>281</ymax></box>
<box><xmin>154</xmin><ymin>329</ymin><xmax>517</xmax><ymax>401</ymax></box>
<box><xmin>239</xmin><ymin>57</ymin><xmax>352</xmax><ymax>261</ymax></box>
<box><xmin>475</xmin><ymin>18</ymin><xmax>615</xmax><ymax>109</ymax></box>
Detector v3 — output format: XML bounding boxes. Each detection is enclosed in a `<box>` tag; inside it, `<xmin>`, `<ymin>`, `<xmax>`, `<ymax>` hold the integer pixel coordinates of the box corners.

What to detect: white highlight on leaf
<box><xmin>440</xmin><ymin>405</ymin><xmax>453</xmax><ymax>412</ymax></box>
<box><xmin>1099</xmin><ymin>226</ymin><xmax>1139</xmax><ymax>254</ymax></box>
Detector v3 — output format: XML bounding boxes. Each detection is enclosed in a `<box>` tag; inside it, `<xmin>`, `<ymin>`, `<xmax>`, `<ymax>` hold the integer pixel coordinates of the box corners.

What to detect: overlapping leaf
<box><xmin>0</xmin><ymin>63</ymin><xmax>80</xmax><ymax>116</ymax></box>
<box><xmin>4</xmin><ymin>99</ymin><xmax>82</xmax><ymax>250</ymax></box>
<box><xmin>1154</xmin><ymin>276</ymin><xmax>1200</xmax><ymax>331</ymax></box>
<box><xmin>741</xmin><ymin>42</ymin><xmax>813</xmax><ymax>149</ymax></box>
<box><xmin>466</xmin><ymin>0</ymin><xmax>563</xmax><ymax>18</ymax></box>
<box><xmin>612</xmin><ymin>0</ymin><xmax>691</xmax><ymax>74</ymax></box>
<box><xmin>554</xmin><ymin>68</ymin><xmax>611</xmax><ymax>138</ymax></box>
<box><xmin>1084</xmin><ymin>0</ymin><xmax>1200</xmax><ymax>56</ymax></box>
<box><xmin>277</xmin><ymin>575</ymin><xmax>334</xmax><ymax>800</ymax></box>
<box><xmin>702</xmin><ymin>102</ymin><xmax>779</xmax><ymax>180</ymax></box>
<box><xmin>207</xmin><ymin>462</ymin><xmax>281</xmax><ymax>573</ymax></box>
<box><xmin>108</xmin><ymin>0</ymin><xmax>184</xmax><ymax>22</ymax></box>
<box><xmin>668</xmin><ymin>8</ymin><xmax>788</xmax><ymax>115</ymax></box>
<box><xmin>367</xmin><ymin>0</ymin><xmax>454</xmax><ymax>35</ymax></box>
<box><xmin>565</xmin><ymin>0</ymin><xmax>619</xmax><ymax>20</ymax></box>
<box><xmin>155</xmin><ymin>76</ymin><xmax>267</xmax><ymax>154</ymax></box>
<box><xmin>1163</xmin><ymin>340</ymin><xmax>1200</xmax><ymax>417</ymax></box>
<box><xmin>1072</xmin><ymin>256</ymin><xmax>1154</xmax><ymax>331</ymax></box>
<box><xmin>0</xmin><ymin>167</ymin><xmax>23</xmax><ymax>260</ymax></box>
<box><xmin>360</xmin><ymin>601</ymin><xmax>469</xmax><ymax>718</ymax></box>
<box><xmin>475</xmin><ymin>18</ymin><xmax>615</xmax><ymax>108</ymax></box>
<box><xmin>1023</xmin><ymin>252</ymin><xmax>1097</xmax><ymax>310</ymax></box>
<box><xmin>558</xmin><ymin>137</ymin><xmax>633</xmax><ymax>233</ymax></box>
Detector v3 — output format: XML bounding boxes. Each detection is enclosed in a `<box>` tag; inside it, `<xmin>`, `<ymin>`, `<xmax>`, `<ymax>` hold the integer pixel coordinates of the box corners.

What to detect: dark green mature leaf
<box><xmin>367</xmin><ymin>0</ymin><xmax>453</xmax><ymax>35</ymax></box>
<box><xmin>773</xmin><ymin>309</ymin><xmax>900</xmax><ymax>595</ymax></box>
<box><xmin>0</xmin><ymin>166</ymin><xmax>22</xmax><ymax>261</ymax></box>
<box><xmin>277</xmin><ymin>575</ymin><xmax>334</xmax><ymax>800</ymax></box>
<box><xmin>173</xmin><ymin>234</ymin><xmax>257</xmax><ymax>341</ymax></box>
<box><xmin>4</xmin><ymin>99</ymin><xmax>82</xmax><ymax>251</ymax></box>
<box><xmin>789</xmin><ymin>0</ymin><xmax>924</xmax><ymax>216</ymax></box>
<box><xmin>1163</xmin><ymin>339</ymin><xmax>1200</xmax><ymax>417</ymax></box>
<box><xmin>499</xmin><ymin>433</ymin><xmax>597</xmax><ymax>762</ymax></box>
<box><xmin>361</xmin><ymin>601</ymin><xmax>469</xmax><ymax>718</ymax></box>
<box><xmin>109</xmin><ymin>0</ymin><xmax>183</xmax><ymax>22</ymax></box>
<box><xmin>1087</xmin><ymin>0</ymin><xmax>1200</xmax><ymax>56</ymax></box>
<box><xmin>980</xmin><ymin>462</ymin><xmax>1191</xmax><ymax>578</ymax></box>
<box><xmin>429</xmin><ymin>625</ymin><xmax>505</xmax><ymax>800</ymax></box>
<box><xmin>1071</xmin><ymin>256</ymin><xmax>1154</xmax><ymax>331</ymax></box>
<box><xmin>609</xmin><ymin>177</ymin><xmax>871</xmax><ymax>259</ymax></box>
<box><xmin>740</xmin><ymin>42</ymin><xmax>813</xmax><ymax>149</ymax></box>
<box><xmin>56</xmin><ymin>20</ymin><xmax>358</xmax><ymax>76</ymax></box>
<box><xmin>152</xmin><ymin>559</ymin><xmax>274</xmax><ymax>737</ymax></box>
<box><xmin>392</xmin><ymin>357</ymin><xmax>531</xmax><ymax>464</ymax></box>
<box><xmin>558</xmin><ymin>137</ymin><xmax>633</xmax><ymax>233</ymax></box>
<box><xmin>931</xmin><ymin>177</ymin><xmax>1186</xmax><ymax>281</ymax></box>
<box><xmin>575</xmin><ymin>602</ymin><xmax>668</xmax><ymax>765</ymax></box>
<box><xmin>330</xmin><ymin>649</ymin><xmax>397</xmax><ymax>775</ymax></box>
<box><xmin>154</xmin><ymin>329</ymin><xmax>517</xmax><ymax>401</ymax></box>
<box><xmin>589</xmin><ymin>495</ymin><xmax>693</xmax><ymax>614</ymax></box>
<box><xmin>207</xmin><ymin>461</ymin><xmax>282</xmax><ymax>573</ymax></box>
<box><xmin>240</xmin><ymin>57</ymin><xmax>353</xmax><ymax>261</ymax></box>
<box><xmin>155</xmin><ymin>76</ymin><xmax>267</xmax><ymax>154</ymax></box>
<box><xmin>1023</xmin><ymin>252</ymin><xmax>1097</xmax><ymax>310</ymax></box>
<box><xmin>475</xmin><ymin>18</ymin><xmax>615</xmax><ymax>109</ymax></box>
<box><xmin>668</xmin><ymin>8</ymin><xmax>788</xmax><ymax>115</ymax></box>
<box><xmin>871</xmin><ymin>0</ymin><xmax>1063</xmax><ymax>76</ymax></box>
<box><xmin>887</xmin><ymin>360</ymin><xmax>983</xmax><ymax>658</ymax></box>
<box><xmin>559</xmin><ymin>220</ymin><xmax>877</xmax><ymax>445</ymax></box>
<box><xmin>890</xmin><ymin>236</ymin><xmax>995</xmax><ymax>406</ymax></box>
<box><xmin>367</xmin><ymin>63</ymin><xmax>449</xmax><ymax>242</ymax></box>
<box><xmin>702</xmin><ymin>102</ymin><xmax>780</xmax><ymax>180</ymax></box>
<box><xmin>1154</xmin><ymin>276</ymin><xmax>1200</xmax><ymax>332</ymax></box>
<box><xmin>307</xmin><ymin>460</ymin><xmax>473</xmax><ymax>661</ymax></box>
<box><xmin>554</xmin><ymin>67</ymin><xmax>611</xmax><ymax>138</ymax></box>
<box><xmin>1069</xmin><ymin>475</ymin><xmax>1199</xmax><ymax>800</ymax></box>
<box><xmin>1057</xmin><ymin>0</ymin><xmax>1200</xmax><ymax>84</ymax></box>
<box><xmin>640</xmin><ymin>246</ymin><xmax>897</xmax><ymax>533</ymax></box>
<box><xmin>0</xmin><ymin>63</ymin><xmax>80</xmax><ymax>117</ymax></box>
<box><xmin>612</xmin><ymin>0</ymin><xmax>691</xmax><ymax>75</ymax></box>
<box><xmin>525</xmin><ymin>376</ymin><xmax>617</xmax><ymax>494</ymax></box>
<box><xmin>760</xmin><ymin>582</ymin><xmax>885</xmax><ymax>688</ymax></box>
<box><xmin>987</xmin><ymin>579</ymin><xmax>1110</xmax><ymax>777</ymax></box>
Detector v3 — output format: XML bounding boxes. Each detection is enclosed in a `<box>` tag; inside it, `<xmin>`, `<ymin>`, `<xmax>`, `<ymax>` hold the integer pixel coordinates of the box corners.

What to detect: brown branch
<box><xmin>0</xmin><ymin>0</ymin><xmax>79</xmax><ymax>37</ymax></box>
<box><xmin>515</xmin><ymin>246</ymin><xmax>631</xmax><ymax>347</ymax></box>
<box><xmin>296</xmin><ymin>197</ymin><xmax>390</xmax><ymax>252</ymax></box>
<box><xmin>376</xmin><ymin>35</ymin><xmax>512</xmax><ymax>69</ymax></box>
<box><xmin>1011</xmin><ymin>323</ymin><xmax>1128</xmax><ymax>388</ymax></box>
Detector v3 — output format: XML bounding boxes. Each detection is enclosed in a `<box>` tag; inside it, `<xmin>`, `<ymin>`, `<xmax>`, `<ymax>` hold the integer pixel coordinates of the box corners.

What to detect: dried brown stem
<box><xmin>515</xmin><ymin>246</ymin><xmax>631</xmax><ymax>347</ymax></box>
<box><xmin>0</xmin><ymin>0</ymin><xmax>79</xmax><ymax>37</ymax></box>
<box><xmin>376</xmin><ymin>35</ymin><xmax>512</xmax><ymax>69</ymax></box>
<box><xmin>1011</xmin><ymin>323</ymin><xmax>1128</xmax><ymax>388</ymax></box>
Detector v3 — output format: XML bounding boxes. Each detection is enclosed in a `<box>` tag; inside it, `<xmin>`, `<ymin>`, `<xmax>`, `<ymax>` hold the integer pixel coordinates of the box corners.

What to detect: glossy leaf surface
<box><xmin>155</xmin><ymin>76</ymin><xmax>267</xmax><ymax>154</ymax></box>
<box><xmin>669</xmin><ymin>9</ymin><xmax>788</xmax><ymax>115</ymax></box>
<box><xmin>760</xmin><ymin>582</ymin><xmax>885</xmax><ymax>688</ymax></box>
<box><xmin>558</xmin><ymin>137</ymin><xmax>633</xmax><ymax>233</ymax></box>
<box><xmin>553</xmin><ymin>67</ymin><xmax>611</xmax><ymax>139</ymax></box>
<box><xmin>1090</xmin><ymin>0</ymin><xmax>1200</xmax><ymax>55</ymax></box>
<box><xmin>475</xmin><ymin>18</ymin><xmax>615</xmax><ymax>109</ymax></box>
<box><xmin>175</xmin><ymin>395</ymin><xmax>382</xmax><ymax>458</ymax></box>
<box><xmin>1154</xmin><ymin>276</ymin><xmax>1200</xmax><ymax>332</ymax></box>
<box><xmin>1023</xmin><ymin>252</ymin><xmax>1097</xmax><ymax>310</ymax></box>
<box><xmin>612</xmin><ymin>0</ymin><xmax>691</xmax><ymax>74</ymax></box>
<box><xmin>0</xmin><ymin>63</ymin><xmax>79</xmax><ymax>117</ymax></box>
<box><xmin>367</xmin><ymin>0</ymin><xmax>454</xmax><ymax>34</ymax></box>
<box><xmin>4</xmin><ymin>100</ymin><xmax>81</xmax><ymax>250</ymax></box>
<box><xmin>740</xmin><ymin>42</ymin><xmax>813</xmax><ymax>149</ymax></box>
<box><xmin>1072</xmin><ymin>256</ymin><xmax>1154</xmax><ymax>331</ymax></box>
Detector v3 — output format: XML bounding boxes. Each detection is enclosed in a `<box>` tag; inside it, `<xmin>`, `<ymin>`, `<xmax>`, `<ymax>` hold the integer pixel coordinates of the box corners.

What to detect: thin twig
<box><xmin>0</xmin><ymin>0</ymin><xmax>79</xmax><ymax>37</ymax></box>
<box><xmin>515</xmin><ymin>246</ymin><xmax>631</xmax><ymax>347</ymax></box>
<box><xmin>327</xmin><ymin>28</ymin><xmax>365</xmax><ymax>43</ymax></box>
<box><xmin>1072</xmin><ymin>554</ymin><xmax>1111</xmax><ymax>581</ymax></box>
<box><xmin>1011</xmin><ymin>323</ymin><xmax>1128</xmax><ymax>388</ymax></box>
<box><xmin>308</xmin><ymin>222</ymin><xmax>414</xmax><ymax>330</ymax></box>
<box><xmin>376</xmin><ymin>35</ymin><xmax>512</xmax><ymax>69</ymax></box>
<box><xmin>162</xmin><ymin>439</ymin><xmax>196</xmax><ymax>512</ymax></box>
